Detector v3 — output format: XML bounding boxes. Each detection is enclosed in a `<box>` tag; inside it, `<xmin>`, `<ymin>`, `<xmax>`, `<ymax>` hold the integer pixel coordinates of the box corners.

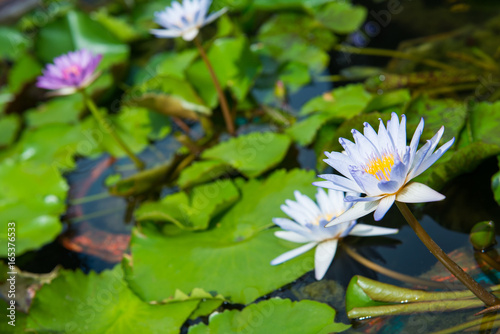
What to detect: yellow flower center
<box><xmin>63</xmin><ymin>65</ymin><xmax>81</xmax><ymax>79</ymax></box>
<box><xmin>364</xmin><ymin>154</ymin><xmax>395</xmax><ymax>181</ymax></box>
<box><xmin>313</xmin><ymin>213</ymin><xmax>334</xmax><ymax>226</ymax></box>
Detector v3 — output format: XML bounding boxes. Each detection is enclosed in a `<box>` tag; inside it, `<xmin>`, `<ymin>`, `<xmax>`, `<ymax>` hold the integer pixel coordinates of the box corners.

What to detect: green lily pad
<box><xmin>0</xmin><ymin>114</ymin><xmax>21</xmax><ymax>148</ymax></box>
<box><xmin>416</xmin><ymin>141</ymin><xmax>500</xmax><ymax>191</ymax></box>
<box><xmin>201</xmin><ymin>132</ymin><xmax>291</xmax><ymax>178</ymax></box>
<box><xmin>35</xmin><ymin>10</ymin><xmax>129</xmax><ymax>69</ymax></box>
<box><xmin>0</xmin><ymin>27</ymin><xmax>30</xmax><ymax>60</ymax></box>
<box><xmin>178</xmin><ymin>160</ymin><xmax>232</xmax><ymax>189</ymax></box>
<box><xmin>286</xmin><ymin>113</ymin><xmax>333</xmax><ymax>146</ymax></box>
<box><xmin>258</xmin><ymin>13</ymin><xmax>336</xmax><ymax>52</ymax></box>
<box><xmin>8</xmin><ymin>53</ymin><xmax>42</xmax><ymax>94</ymax></box>
<box><xmin>186</xmin><ymin>36</ymin><xmax>262</xmax><ymax>107</ymax></box>
<box><xmin>135</xmin><ymin>179</ymin><xmax>239</xmax><ymax>230</ymax></box>
<box><xmin>92</xmin><ymin>8</ymin><xmax>142</xmax><ymax>42</ymax></box>
<box><xmin>27</xmin><ymin>266</ymin><xmax>214</xmax><ymax>333</ymax></box>
<box><xmin>363</xmin><ymin>89</ymin><xmax>411</xmax><ymax>113</ymax></box>
<box><xmin>157</xmin><ymin>49</ymin><xmax>199</xmax><ymax>80</ymax></box>
<box><xmin>0</xmin><ymin>299</ymin><xmax>27</xmax><ymax>333</ymax></box>
<box><xmin>470</xmin><ymin>101</ymin><xmax>500</xmax><ymax>147</ymax></box>
<box><xmin>301</xmin><ymin>84</ymin><xmax>373</xmax><ymax>117</ymax></box>
<box><xmin>0</xmin><ymin>160</ymin><xmax>67</xmax><ymax>256</ymax></box>
<box><xmin>25</xmin><ymin>94</ymin><xmax>84</xmax><ymax>128</ymax></box>
<box><xmin>405</xmin><ymin>95</ymin><xmax>466</xmax><ymax>143</ymax></box>
<box><xmin>279</xmin><ymin>62</ymin><xmax>311</xmax><ymax>93</ymax></box>
<box><xmin>188</xmin><ymin>298</ymin><xmax>351</xmax><ymax>334</ymax></box>
<box><xmin>314</xmin><ymin>2</ymin><xmax>367</xmax><ymax>34</ymax></box>
<box><xmin>124</xmin><ymin>169</ymin><xmax>317</xmax><ymax>304</ymax></box>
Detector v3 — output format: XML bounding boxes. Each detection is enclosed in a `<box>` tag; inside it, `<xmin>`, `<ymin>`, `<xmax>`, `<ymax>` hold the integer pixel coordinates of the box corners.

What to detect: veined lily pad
<box><xmin>178</xmin><ymin>160</ymin><xmax>232</xmax><ymax>189</ymax></box>
<box><xmin>27</xmin><ymin>266</ymin><xmax>221</xmax><ymax>333</ymax></box>
<box><xmin>124</xmin><ymin>169</ymin><xmax>317</xmax><ymax>304</ymax></box>
<box><xmin>201</xmin><ymin>132</ymin><xmax>291</xmax><ymax>178</ymax></box>
<box><xmin>135</xmin><ymin>179</ymin><xmax>239</xmax><ymax>230</ymax></box>
<box><xmin>314</xmin><ymin>2</ymin><xmax>367</xmax><ymax>34</ymax></box>
<box><xmin>0</xmin><ymin>160</ymin><xmax>67</xmax><ymax>256</ymax></box>
<box><xmin>188</xmin><ymin>298</ymin><xmax>351</xmax><ymax>334</ymax></box>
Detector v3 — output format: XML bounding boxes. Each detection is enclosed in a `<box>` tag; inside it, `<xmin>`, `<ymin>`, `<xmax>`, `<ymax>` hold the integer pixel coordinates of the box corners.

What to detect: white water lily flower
<box><xmin>150</xmin><ymin>0</ymin><xmax>227</xmax><ymax>41</ymax></box>
<box><xmin>270</xmin><ymin>189</ymin><xmax>398</xmax><ymax>280</ymax></box>
<box><xmin>314</xmin><ymin>112</ymin><xmax>455</xmax><ymax>227</ymax></box>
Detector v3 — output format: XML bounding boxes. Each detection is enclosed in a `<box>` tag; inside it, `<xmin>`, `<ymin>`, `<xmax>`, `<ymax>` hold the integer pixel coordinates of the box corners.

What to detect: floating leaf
<box><xmin>286</xmin><ymin>113</ymin><xmax>332</xmax><ymax>146</ymax></box>
<box><xmin>301</xmin><ymin>84</ymin><xmax>372</xmax><ymax>117</ymax></box>
<box><xmin>258</xmin><ymin>13</ymin><xmax>336</xmax><ymax>52</ymax></box>
<box><xmin>279</xmin><ymin>62</ymin><xmax>311</xmax><ymax>93</ymax></box>
<box><xmin>178</xmin><ymin>160</ymin><xmax>232</xmax><ymax>189</ymax></box>
<box><xmin>0</xmin><ymin>27</ymin><xmax>30</xmax><ymax>60</ymax></box>
<box><xmin>405</xmin><ymin>95</ymin><xmax>466</xmax><ymax>143</ymax></box>
<box><xmin>157</xmin><ymin>49</ymin><xmax>199</xmax><ymax>80</ymax></box>
<box><xmin>363</xmin><ymin>89</ymin><xmax>411</xmax><ymax>113</ymax></box>
<box><xmin>92</xmin><ymin>8</ymin><xmax>141</xmax><ymax>42</ymax></box>
<box><xmin>314</xmin><ymin>2</ymin><xmax>367</xmax><ymax>34</ymax></box>
<box><xmin>124</xmin><ymin>169</ymin><xmax>317</xmax><ymax>304</ymax></box>
<box><xmin>470</xmin><ymin>101</ymin><xmax>500</xmax><ymax>147</ymax></box>
<box><xmin>25</xmin><ymin>94</ymin><xmax>84</xmax><ymax>128</ymax></box>
<box><xmin>416</xmin><ymin>141</ymin><xmax>500</xmax><ymax>191</ymax></box>
<box><xmin>8</xmin><ymin>53</ymin><xmax>42</xmax><ymax>94</ymax></box>
<box><xmin>135</xmin><ymin>179</ymin><xmax>239</xmax><ymax>230</ymax></box>
<box><xmin>128</xmin><ymin>93</ymin><xmax>205</xmax><ymax>119</ymax></box>
<box><xmin>27</xmin><ymin>266</ymin><xmax>204</xmax><ymax>333</ymax></box>
<box><xmin>201</xmin><ymin>132</ymin><xmax>291</xmax><ymax>178</ymax></box>
<box><xmin>0</xmin><ymin>160</ymin><xmax>67</xmax><ymax>256</ymax></box>
<box><xmin>188</xmin><ymin>298</ymin><xmax>351</xmax><ymax>334</ymax></box>
<box><xmin>35</xmin><ymin>10</ymin><xmax>129</xmax><ymax>69</ymax></box>
<box><xmin>0</xmin><ymin>114</ymin><xmax>21</xmax><ymax>148</ymax></box>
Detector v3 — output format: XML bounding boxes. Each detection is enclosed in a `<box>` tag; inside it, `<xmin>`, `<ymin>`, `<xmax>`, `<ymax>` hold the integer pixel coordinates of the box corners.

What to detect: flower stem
<box><xmin>81</xmin><ymin>90</ymin><xmax>145</xmax><ymax>170</ymax></box>
<box><xmin>395</xmin><ymin>201</ymin><xmax>500</xmax><ymax>307</ymax></box>
<box><xmin>343</xmin><ymin>245</ymin><xmax>460</xmax><ymax>289</ymax></box>
<box><xmin>193</xmin><ymin>36</ymin><xmax>235</xmax><ymax>136</ymax></box>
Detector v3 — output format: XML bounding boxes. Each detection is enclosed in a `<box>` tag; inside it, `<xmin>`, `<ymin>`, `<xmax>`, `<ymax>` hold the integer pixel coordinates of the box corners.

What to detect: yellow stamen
<box><xmin>364</xmin><ymin>154</ymin><xmax>395</xmax><ymax>181</ymax></box>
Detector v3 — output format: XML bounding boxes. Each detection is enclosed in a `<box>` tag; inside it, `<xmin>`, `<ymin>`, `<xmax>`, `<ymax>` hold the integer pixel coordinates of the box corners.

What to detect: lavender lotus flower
<box><xmin>150</xmin><ymin>0</ymin><xmax>227</xmax><ymax>41</ymax></box>
<box><xmin>271</xmin><ymin>189</ymin><xmax>398</xmax><ymax>280</ymax></box>
<box><xmin>314</xmin><ymin>112</ymin><xmax>454</xmax><ymax>227</ymax></box>
<box><xmin>37</xmin><ymin>49</ymin><xmax>102</xmax><ymax>96</ymax></box>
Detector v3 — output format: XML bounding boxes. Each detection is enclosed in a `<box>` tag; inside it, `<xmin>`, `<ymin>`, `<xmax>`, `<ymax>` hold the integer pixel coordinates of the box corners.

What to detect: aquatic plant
<box><xmin>271</xmin><ymin>189</ymin><xmax>398</xmax><ymax>280</ymax></box>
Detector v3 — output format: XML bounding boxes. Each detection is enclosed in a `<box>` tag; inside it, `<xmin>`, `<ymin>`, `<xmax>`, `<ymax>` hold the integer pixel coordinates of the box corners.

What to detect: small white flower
<box><xmin>150</xmin><ymin>0</ymin><xmax>227</xmax><ymax>41</ymax></box>
<box><xmin>270</xmin><ymin>189</ymin><xmax>398</xmax><ymax>280</ymax></box>
<box><xmin>314</xmin><ymin>112</ymin><xmax>454</xmax><ymax>226</ymax></box>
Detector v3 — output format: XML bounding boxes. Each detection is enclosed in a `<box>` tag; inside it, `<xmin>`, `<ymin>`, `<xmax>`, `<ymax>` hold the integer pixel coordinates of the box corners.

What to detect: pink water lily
<box><xmin>36</xmin><ymin>49</ymin><xmax>102</xmax><ymax>96</ymax></box>
<box><xmin>151</xmin><ymin>0</ymin><xmax>227</xmax><ymax>41</ymax></box>
<box><xmin>271</xmin><ymin>189</ymin><xmax>398</xmax><ymax>280</ymax></box>
<box><xmin>314</xmin><ymin>112</ymin><xmax>454</xmax><ymax>226</ymax></box>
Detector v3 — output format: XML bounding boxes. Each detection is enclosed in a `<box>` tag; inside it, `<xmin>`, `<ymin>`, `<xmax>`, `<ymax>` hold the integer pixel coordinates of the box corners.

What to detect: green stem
<box><xmin>396</xmin><ymin>202</ymin><xmax>500</xmax><ymax>307</ymax></box>
<box><xmin>193</xmin><ymin>36</ymin><xmax>235</xmax><ymax>136</ymax></box>
<box><xmin>81</xmin><ymin>90</ymin><xmax>145</xmax><ymax>170</ymax></box>
<box><xmin>334</xmin><ymin>45</ymin><xmax>458</xmax><ymax>72</ymax></box>
<box><xmin>343</xmin><ymin>245</ymin><xmax>461</xmax><ymax>289</ymax></box>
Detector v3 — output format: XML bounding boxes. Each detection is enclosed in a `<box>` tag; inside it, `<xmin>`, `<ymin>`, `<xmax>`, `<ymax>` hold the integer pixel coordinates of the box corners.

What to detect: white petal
<box><xmin>270</xmin><ymin>242</ymin><xmax>318</xmax><ymax>265</ymax></box>
<box><xmin>313</xmin><ymin>180</ymin><xmax>357</xmax><ymax>193</ymax></box>
<box><xmin>203</xmin><ymin>7</ymin><xmax>227</xmax><ymax>25</ymax></box>
<box><xmin>181</xmin><ymin>28</ymin><xmax>200</xmax><ymax>41</ymax></box>
<box><xmin>325</xmin><ymin>200</ymin><xmax>381</xmax><ymax>227</ymax></box>
<box><xmin>396</xmin><ymin>182</ymin><xmax>445</xmax><ymax>203</ymax></box>
<box><xmin>150</xmin><ymin>28</ymin><xmax>183</xmax><ymax>38</ymax></box>
<box><xmin>319</xmin><ymin>174</ymin><xmax>364</xmax><ymax>193</ymax></box>
<box><xmin>348</xmin><ymin>223</ymin><xmax>398</xmax><ymax>237</ymax></box>
<box><xmin>373</xmin><ymin>194</ymin><xmax>396</xmax><ymax>221</ymax></box>
<box><xmin>272</xmin><ymin>218</ymin><xmax>309</xmax><ymax>234</ymax></box>
<box><xmin>274</xmin><ymin>231</ymin><xmax>312</xmax><ymax>243</ymax></box>
<box><xmin>314</xmin><ymin>240</ymin><xmax>338</xmax><ymax>280</ymax></box>
<box><xmin>410</xmin><ymin>137</ymin><xmax>455</xmax><ymax>179</ymax></box>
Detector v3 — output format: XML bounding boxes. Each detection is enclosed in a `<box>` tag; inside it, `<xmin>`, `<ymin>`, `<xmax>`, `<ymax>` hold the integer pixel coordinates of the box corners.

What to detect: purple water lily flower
<box><xmin>271</xmin><ymin>189</ymin><xmax>398</xmax><ymax>280</ymax></box>
<box><xmin>37</xmin><ymin>49</ymin><xmax>102</xmax><ymax>96</ymax></box>
<box><xmin>151</xmin><ymin>0</ymin><xmax>227</xmax><ymax>41</ymax></box>
<box><xmin>314</xmin><ymin>112</ymin><xmax>455</xmax><ymax>226</ymax></box>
